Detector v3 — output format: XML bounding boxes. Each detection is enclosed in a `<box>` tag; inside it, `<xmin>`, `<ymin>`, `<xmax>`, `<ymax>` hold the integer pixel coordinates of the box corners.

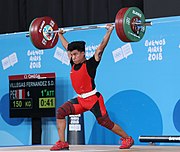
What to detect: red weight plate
<box><xmin>115</xmin><ymin>7</ymin><xmax>131</xmax><ymax>42</ymax></box>
<box><xmin>29</xmin><ymin>16</ymin><xmax>59</xmax><ymax>49</ymax></box>
<box><xmin>29</xmin><ymin>17</ymin><xmax>44</xmax><ymax>49</ymax></box>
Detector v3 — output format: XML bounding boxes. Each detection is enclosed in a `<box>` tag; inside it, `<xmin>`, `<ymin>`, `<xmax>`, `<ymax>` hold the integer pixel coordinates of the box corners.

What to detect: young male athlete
<box><xmin>50</xmin><ymin>24</ymin><xmax>134</xmax><ymax>151</ymax></box>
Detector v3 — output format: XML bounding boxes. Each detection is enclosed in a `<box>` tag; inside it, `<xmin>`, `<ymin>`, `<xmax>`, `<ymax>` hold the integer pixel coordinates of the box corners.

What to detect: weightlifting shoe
<box><xmin>50</xmin><ymin>140</ymin><xmax>69</xmax><ymax>151</ymax></box>
<box><xmin>119</xmin><ymin>136</ymin><xmax>134</xmax><ymax>149</ymax></box>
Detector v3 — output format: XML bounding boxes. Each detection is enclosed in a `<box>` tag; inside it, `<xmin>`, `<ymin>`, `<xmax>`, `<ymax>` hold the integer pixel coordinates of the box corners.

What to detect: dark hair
<box><xmin>67</xmin><ymin>41</ymin><xmax>86</xmax><ymax>52</ymax></box>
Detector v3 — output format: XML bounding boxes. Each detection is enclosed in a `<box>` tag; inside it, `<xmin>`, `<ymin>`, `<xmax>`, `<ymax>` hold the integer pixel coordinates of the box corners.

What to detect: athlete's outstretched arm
<box><xmin>58</xmin><ymin>30</ymin><xmax>71</xmax><ymax>59</ymax></box>
<box><xmin>94</xmin><ymin>24</ymin><xmax>114</xmax><ymax>62</ymax></box>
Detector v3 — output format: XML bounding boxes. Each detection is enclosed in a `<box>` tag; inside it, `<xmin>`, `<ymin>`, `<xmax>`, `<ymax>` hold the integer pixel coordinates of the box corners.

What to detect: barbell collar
<box><xmin>132</xmin><ymin>21</ymin><xmax>152</xmax><ymax>26</ymax></box>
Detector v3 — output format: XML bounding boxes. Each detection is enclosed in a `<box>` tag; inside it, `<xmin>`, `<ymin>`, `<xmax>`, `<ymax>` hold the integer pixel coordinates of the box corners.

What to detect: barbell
<box><xmin>26</xmin><ymin>7</ymin><xmax>152</xmax><ymax>49</ymax></box>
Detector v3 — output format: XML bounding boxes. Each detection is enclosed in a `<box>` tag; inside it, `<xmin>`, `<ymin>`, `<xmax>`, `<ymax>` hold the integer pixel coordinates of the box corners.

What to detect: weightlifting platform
<box><xmin>0</xmin><ymin>145</ymin><xmax>180</xmax><ymax>152</ymax></box>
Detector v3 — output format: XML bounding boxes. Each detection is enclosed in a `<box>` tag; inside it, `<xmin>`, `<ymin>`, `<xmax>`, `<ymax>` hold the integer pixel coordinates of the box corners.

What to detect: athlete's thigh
<box><xmin>70</xmin><ymin>98</ymin><xmax>87</xmax><ymax>114</ymax></box>
<box><xmin>90</xmin><ymin>93</ymin><xmax>107</xmax><ymax>118</ymax></box>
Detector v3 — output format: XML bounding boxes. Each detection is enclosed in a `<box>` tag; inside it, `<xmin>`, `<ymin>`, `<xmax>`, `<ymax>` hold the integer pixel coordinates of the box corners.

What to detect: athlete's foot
<box><xmin>50</xmin><ymin>140</ymin><xmax>69</xmax><ymax>151</ymax></box>
<box><xmin>119</xmin><ymin>136</ymin><xmax>134</xmax><ymax>149</ymax></box>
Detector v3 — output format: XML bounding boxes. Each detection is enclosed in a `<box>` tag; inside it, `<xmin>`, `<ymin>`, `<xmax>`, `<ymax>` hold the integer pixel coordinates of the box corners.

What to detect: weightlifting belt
<box><xmin>77</xmin><ymin>88</ymin><xmax>97</xmax><ymax>98</ymax></box>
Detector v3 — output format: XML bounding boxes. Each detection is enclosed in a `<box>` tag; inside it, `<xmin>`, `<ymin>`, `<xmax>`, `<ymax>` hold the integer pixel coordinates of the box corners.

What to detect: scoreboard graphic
<box><xmin>9</xmin><ymin>73</ymin><xmax>56</xmax><ymax>118</ymax></box>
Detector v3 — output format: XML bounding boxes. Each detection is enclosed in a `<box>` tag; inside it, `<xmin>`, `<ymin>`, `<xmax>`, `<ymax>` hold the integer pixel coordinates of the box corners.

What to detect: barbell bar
<box><xmin>26</xmin><ymin>20</ymin><xmax>151</xmax><ymax>36</ymax></box>
<box><xmin>27</xmin><ymin>7</ymin><xmax>152</xmax><ymax>49</ymax></box>
<box><xmin>46</xmin><ymin>21</ymin><xmax>152</xmax><ymax>34</ymax></box>
<box><xmin>48</xmin><ymin>25</ymin><xmax>115</xmax><ymax>33</ymax></box>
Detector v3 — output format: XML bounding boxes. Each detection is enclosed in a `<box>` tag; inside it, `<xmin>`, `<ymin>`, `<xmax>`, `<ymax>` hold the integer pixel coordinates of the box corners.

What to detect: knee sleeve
<box><xmin>56</xmin><ymin>101</ymin><xmax>75</xmax><ymax>119</ymax></box>
<box><xmin>97</xmin><ymin>113</ymin><xmax>114</xmax><ymax>130</ymax></box>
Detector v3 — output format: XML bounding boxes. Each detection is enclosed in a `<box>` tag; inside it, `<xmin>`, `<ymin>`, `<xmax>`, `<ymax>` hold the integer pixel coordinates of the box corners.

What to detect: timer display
<box><xmin>9</xmin><ymin>73</ymin><xmax>56</xmax><ymax>118</ymax></box>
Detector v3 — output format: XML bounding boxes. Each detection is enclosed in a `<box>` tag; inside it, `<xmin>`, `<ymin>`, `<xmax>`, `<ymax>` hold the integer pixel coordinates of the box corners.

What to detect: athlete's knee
<box><xmin>56</xmin><ymin>101</ymin><xmax>75</xmax><ymax>119</ymax></box>
<box><xmin>97</xmin><ymin>113</ymin><xmax>114</xmax><ymax>130</ymax></box>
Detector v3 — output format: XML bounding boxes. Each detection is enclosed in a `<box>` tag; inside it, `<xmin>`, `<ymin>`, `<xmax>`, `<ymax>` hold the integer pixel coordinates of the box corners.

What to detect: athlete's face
<box><xmin>70</xmin><ymin>50</ymin><xmax>85</xmax><ymax>64</ymax></box>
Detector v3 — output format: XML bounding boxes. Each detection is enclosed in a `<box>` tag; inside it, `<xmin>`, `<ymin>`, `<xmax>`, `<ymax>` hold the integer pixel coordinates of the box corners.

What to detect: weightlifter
<box><xmin>50</xmin><ymin>24</ymin><xmax>134</xmax><ymax>151</ymax></box>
